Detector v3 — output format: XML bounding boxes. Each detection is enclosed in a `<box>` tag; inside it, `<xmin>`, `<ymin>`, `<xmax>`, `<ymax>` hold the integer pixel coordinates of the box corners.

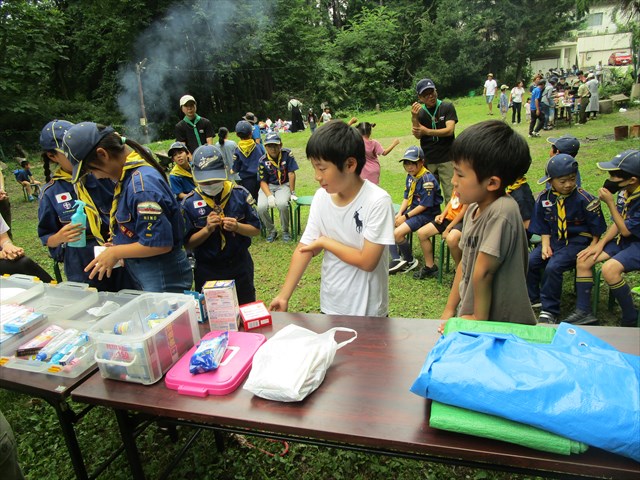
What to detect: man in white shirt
<box><xmin>483</xmin><ymin>73</ymin><xmax>498</xmax><ymax>115</ymax></box>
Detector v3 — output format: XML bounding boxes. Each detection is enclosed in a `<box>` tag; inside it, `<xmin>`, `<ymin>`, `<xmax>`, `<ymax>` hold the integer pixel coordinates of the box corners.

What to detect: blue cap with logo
<box><xmin>399</xmin><ymin>146</ymin><xmax>425</xmax><ymax>163</ymax></box>
<box><xmin>597</xmin><ymin>150</ymin><xmax>640</xmax><ymax>177</ymax></box>
<box><xmin>547</xmin><ymin>135</ymin><xmax>580</xmax><ymax>156</ymax></box>
<box><xmin>63</xmin><ymin>122</ymin><xmax>115</xmax><ymax>183</ymax></box>
<box><xmin>416</xmin><ymin>78</ymin><xmax>436</xmax><ymax>95</ymax></box>
<box><xmin>538</xmin><ymin>153</ymin><xmax>579</xmax><ymax>184</ymax></box>
<box><xmin>40</xmin><ymin>120</ymin><xmax>75</xmax><ymax>152</ymax></box>
<box><xmin>192</xmin><ymin>145</ymin><xmax>227</xmax><ymax>183</ymax></box>
<box><xmin>235</xmin><ymin>120</ymin><xmax>253</xmax><ymax>137</ymax></box>
<box><xmin>264</xmin><ymin>132</ymin><xmax>282</xmax><ymax>145</ymax></box>
<box><xmin>168</xmin><ymin>141</ymin><xmax>189</xmax><ymax>157</ymax></box>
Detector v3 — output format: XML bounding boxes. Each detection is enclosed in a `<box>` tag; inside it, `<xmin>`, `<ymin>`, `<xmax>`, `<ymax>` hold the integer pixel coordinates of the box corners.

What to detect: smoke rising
<box><xmin>117</xmin><ymin>0</ymin><xmax>269</xmax><ymax>142</ymax></box>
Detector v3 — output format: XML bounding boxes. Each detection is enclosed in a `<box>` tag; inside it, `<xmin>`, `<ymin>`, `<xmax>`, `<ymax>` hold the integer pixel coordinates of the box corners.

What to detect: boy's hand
<box><xmin>597</xmin><ymin>188</ymin><xmax>614</xmax><ymax>205</ymax></box>
<box><xmin>442</xmin><ymin>226</ymin><xmax>452</xmax><ymax>238</ymax></box>
<box><xmin>1</xmin><ymin>243</ymin><xmax>24</xmax><ymax>260</ymax></box>
<box><xmin>434</xmin><ymin>213</ymin><xmax>444</xmax><ymax>224</ymax></box>
<box><xmin>577</xmin><ymin>243</ymin><xmax>603</xmax><ymax>262</ymax></box>
<box><xmin>205</xmin><ymin>212</ymin><xmax>222</xmax><ymax>233</ymax></box>
<box><xmin>541</xmin><ymin>245</ymin><xmax>553</xmax><ymax>260</ymax></box>
<box><xmin>269</xmin><ymin>296</ymin><xmax>288</xmax><ymax>312</ymax></box>
<box><xmin>85</xmin><ymin>247</ymin><xmax>120</xmax><ymax>280</ymax></box>
<box><xmin>394</xmin><ymin>215</ymin><xmax>406</xmax><ymax>228</ymax></box>
<box><xmin>221</xmin><ymin>216</ymin><xmax>240</xmax><ymax>233</ymax></box>
<box><xmin>299</xmin><ymin>237</ymin><xmax>325</xmax><ymax>256</ymax></box>
<box><xmin>58</xmin><ymin>223</ymin><xmax>85</xmax><ymax>244</ymax></box>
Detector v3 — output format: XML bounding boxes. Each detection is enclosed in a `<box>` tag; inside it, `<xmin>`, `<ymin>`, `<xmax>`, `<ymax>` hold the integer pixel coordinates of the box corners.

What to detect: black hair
<box><xmin>218</xmin><ymin>127</ymin><xmax>228</xmax><ymax>146</ymax></box>
<box><xmin>20</xmin><ymin>160</ymin><xmax>29</xmax><ymax>168</ymax></box>
<box><xmin>610</xmin><ymin>169</ymin><xmax>635</xmax><ymax>180</ymax></box>
<box><xmin>355</xmin><ymin>122</ymin><xmax>376</xmax><ymax>137</ymax></box>
<box><xmin>450</xmin><ymin>120</ymin><xmax>531</xmax><ymax>191</ymax></box>
<box><xmin>306</xmin><ymin>120</ymin><xmax>365</xmax><ymax>175</ymax></box>
<box><xmin>82</xmin><ymin>125</ymin><xmax>168</xmax><ymax>183</ymax></box>
<box><xmin>41</xmin><ymin>152</ymin><xmax>53</xmax><ymax>182</ymax></box>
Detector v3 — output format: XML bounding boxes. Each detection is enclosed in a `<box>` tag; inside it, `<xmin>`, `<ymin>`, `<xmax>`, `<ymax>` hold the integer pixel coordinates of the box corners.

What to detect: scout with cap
<box><xmin>231</xmin><ymin>120</ymin><xmax>262</xmax><ymax>201</ymax></box>
<box><xmin>389</xmin><ymin>146</ymin><xmax>443</xmax><ymax>274</ymax></box>
<box><xmin>167</xmin><ymin>141</ymin><xmax>195</xmax><ymax>200</ymax></box>
<box><xmin>411</xmin><ymin>77</ymin><xmax>458</xmax><ymax>202</ymax></box>
<box><xmin>181</xmin><ymin>144</ymin><xmax>261</xmax><ymax>302</ymax></box>
<box><xmin>527</xmin><ymin>153</ymin><xmax>606</xmax><ymax>324</ymax></box>
<box><xmin>243</xmin><ymin>111</ymin><xmax>266</xmax><ymax>155</ymax></box>
<box><xmin>174</xmin><ymin>94</ymin><xmax>215</xmax><ymax>154</ymax></box>
<box><xmin>256</xmin><ymin>132</ymin><xmax>299</xmax><ymax>242</ymax></box>
<box><xmin>547</xmin><ymin>134</ymin><xmax>582</xmax><ymax>186</ymax></box>
<box><xmin>63</xmin><ymin>122</ymin><xmax>193</xmax><ymax>293</ymax></box>
<box><xmin>565</xmin><ymin>150</ymin><xmax>640</xmax><ymax>327</ymax></box>
<box><xmin>38</xmin><ymin>119</ymin><xmax>136</xmax><ymax>290</ymax></box>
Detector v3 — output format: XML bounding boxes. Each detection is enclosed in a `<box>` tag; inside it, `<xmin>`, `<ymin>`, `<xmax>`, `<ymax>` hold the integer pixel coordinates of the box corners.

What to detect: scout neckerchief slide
<box><xmin>183</xmin><ymin>115</ymin><xmax>203</xmax><ymax>148</ymax></box>
<box><xmin>108</xmin><ymin>152</ymin><xmax>149</xmax><ymax>242</ymax></box>
<box><xmin>196</xmin><ymin>181</ymin><xmax>234</xmax><ymax>249</ymax></box>
<box><xmin>422</xmin><ymin>99</ymin><xmax>442</xmax><ymax>143</ymax></box>
<box><xmin>407</xmin><ymin>166</ymin><xmax>427</xmax><ymax>207</ymax></box>
<box><xmin>53</xmin><ymin>168</ymin><xmax>105</xmax><ymax>244</ymax></box>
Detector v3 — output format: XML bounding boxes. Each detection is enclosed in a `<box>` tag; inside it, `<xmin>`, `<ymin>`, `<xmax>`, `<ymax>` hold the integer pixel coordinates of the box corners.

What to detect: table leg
<box><xmin>114</xmin><ymin>408</ymin><xmax>146</xmax><ymax>480</ymax></box>
<box><xmin>48</xmin><ymin>399</ymin><xmax>89</xmax><ymax>480</ymax></box>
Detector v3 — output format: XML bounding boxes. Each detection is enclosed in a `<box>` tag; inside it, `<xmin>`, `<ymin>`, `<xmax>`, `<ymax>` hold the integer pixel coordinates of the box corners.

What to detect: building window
<box><xmin>587</xmin><ymin>12</ymin><xmax>603</xmax><ymax>28</ymax></box>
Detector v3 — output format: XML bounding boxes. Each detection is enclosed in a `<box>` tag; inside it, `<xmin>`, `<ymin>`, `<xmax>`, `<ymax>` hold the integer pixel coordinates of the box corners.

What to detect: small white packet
<box><xmin>87</xmin><ymin>301</ymin><xmax>122</xmax><ymax>317</ymax></box>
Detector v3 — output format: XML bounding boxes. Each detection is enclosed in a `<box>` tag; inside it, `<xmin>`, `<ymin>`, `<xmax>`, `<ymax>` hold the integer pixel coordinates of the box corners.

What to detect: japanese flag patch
<box><xmin>541</xmin><ymin>200</ymin><xmax>553</xmax><ymax>208</ymax></box>
<box><xmin>55</xmin><ymin>192</ymin><xmax>72</xmax><ymax>203</ymax></box>
<box><xmin>193</xmin><ymin>199</ymin><xmax>206</xmax><ymax>208</ymax></box>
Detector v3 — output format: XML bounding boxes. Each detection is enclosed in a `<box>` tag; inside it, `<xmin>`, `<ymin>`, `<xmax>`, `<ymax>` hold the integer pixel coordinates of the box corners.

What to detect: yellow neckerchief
<box><xmin>52</xmin><ymin>168</ymin><xmax>105</xmax><ymax>244</ymax></box>
<box><xmin>552</xmin><ymin>188</ymin><xmax>575</xmax><ymax>245</ymax></box>
<box><xmin>506</xmin><ymin>176</ymin><xmax>527</xmax><ymax>194</ymax></box>
<box><xmin>619</xmin><ymin>185</ymin><xmax>640</xmax><ymax>244</ymax></box>
<box><xmin>407</xmin><ymin>166</ymin><xmax>428</xmax><ymax>207</ymax></box>
<box><xmin>195</xmin><ymin>181</ymin><xmax>234</xmax><ymax>249</ymax></box>
<box><xmin>267</xmin><ymin>152</ymin><xmax>285</xmax><ymax>185</ymax></box>
<box><xmin>108</xmin><ymin>152</ymin><xmax>150</xmax><ymax>242</ymax></box>
<box><xmin>169</xmin><ymin>162</ymin><xmax>193</xmax><ymax>179</ymax></box>
<box><xmin>238</xmin><ymin>138</ymin><xmax>256</xmax><ymax>158</ymax></box>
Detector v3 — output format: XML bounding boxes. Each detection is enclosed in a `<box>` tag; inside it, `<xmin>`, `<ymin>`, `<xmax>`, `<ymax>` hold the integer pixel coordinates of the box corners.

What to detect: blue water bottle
<box><xmin>68</xmin><ymin>200</ymin><xmax>87</xmax><ymax>248</ymax></box>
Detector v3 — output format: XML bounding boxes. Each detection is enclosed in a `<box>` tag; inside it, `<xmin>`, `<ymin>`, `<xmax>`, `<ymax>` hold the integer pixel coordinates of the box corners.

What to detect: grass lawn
<box><xmin>1</xmin><ymin>95</ymin><xmax>639</xmax><ymax>479</ymax></box>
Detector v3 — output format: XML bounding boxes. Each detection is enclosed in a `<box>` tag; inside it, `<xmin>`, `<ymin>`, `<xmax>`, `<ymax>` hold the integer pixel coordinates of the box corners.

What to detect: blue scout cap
<box><xmin>416</xmin><ymin>78</ymin><xmax>436</xmax><ymax>95</ymax></box>
<box><xmin>547</xmin><ymin>135</ymin><xmax>580</xmax><ymax>156</ymax></box>
<box><xmin>63</xmin><ymin>122</ymin><xmax>115</xmax><ymax>183</ymax></box>
<box><xmin>40</xmin><ymin>120</ymin><xmax>74</xmax><ymax>152</ymax></box>
<box><xmin>399</xmin><ymin>146</ymin><xmax>425</xmax><ymax>163</ymax></box>
<box><xmin>264</xmin><ymin>132</ymin><xmax>282</xmax><ymax>145</ymax></box>
<box><xmin>538</xmin><ymin>153</ymin><xmax>579</xmax><ymax>184</ymax></box>
<box><xmin>235</xmin><ymin>120</ymin><xmax>253</xmax><ymax>137</ymax></box>
<box><xmin>192</xmin><ymin>145</ymin><xmax>227</xmax><ymax>183</ymax></box>
<box><xmin>597</xmin><ymin>150</ymin><xmax>640</xmax><ymax>177</ymax></box>
<box><xmin>168</xmin><ymin>141</ymin><xmax>189</xmax><ymax>157</ymax></box>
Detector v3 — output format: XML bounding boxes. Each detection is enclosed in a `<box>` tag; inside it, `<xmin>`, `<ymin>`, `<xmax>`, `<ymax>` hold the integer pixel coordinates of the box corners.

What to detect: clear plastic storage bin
<box><xmin>91</xmin><ymin>293</ymin><xmax>199</xmax><ymax>385</ymax></box>
<box><xmin>0</xmin><ymin>274</ymin><xmax>45</xmax><ymax>305</ymax></box>
<box><xmin>1</xmin><ymin>290</ymin><xmax>142</xmax><ymax>378</ymax></box>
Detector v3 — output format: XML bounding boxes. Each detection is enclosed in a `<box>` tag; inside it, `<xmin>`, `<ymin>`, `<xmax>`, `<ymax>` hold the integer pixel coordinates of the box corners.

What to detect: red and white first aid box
<box><xmin>165</xmin><ymin>330</ymin><xmax>266</xmax><ymax>397</ymax></box>
<box><xmin>239</xmin><ymin>301</ymin><xmax>272</xmax><ymax>331</ymax></box>
<box><xmin>202</xmin><ymin>280</ymin><xmax>240</xmax><ymax>331</ymax></box>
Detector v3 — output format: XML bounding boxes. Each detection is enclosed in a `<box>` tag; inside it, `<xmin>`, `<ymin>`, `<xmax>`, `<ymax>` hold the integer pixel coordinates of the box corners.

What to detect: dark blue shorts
<box><xmin>405</xmin><ymin>212</ymin><xmax>435</xmax><ymax>232</ymax></box>
<box><xmin>603</xmin><ymin>240</ymin><xmax>640</xmax><ymax>272</ymax></box>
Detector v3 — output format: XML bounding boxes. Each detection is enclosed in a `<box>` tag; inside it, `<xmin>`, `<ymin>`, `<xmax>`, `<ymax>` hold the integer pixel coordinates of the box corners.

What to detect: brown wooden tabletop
<box><xmin>71</xmin><ymin>313</ymin><xmax>640</xmax><ymax>479</ymax></box>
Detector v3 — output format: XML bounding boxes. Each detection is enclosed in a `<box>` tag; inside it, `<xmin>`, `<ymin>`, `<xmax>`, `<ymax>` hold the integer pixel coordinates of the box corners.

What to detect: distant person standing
<box><xmin>411</xmin><ymin>78</ymin><xmax>458</xmax><ymax>203</ymax></box>
<box><xmin>175</xmin><ymin>95</ymin><xmax>215</xmax><ymax>154</ymax></box>
<box><xmin>320</xmin><ymin>107</ymin><xmax>332</xmax><ymax>124</ymax></box>
<box><xmin>509</xmin><ymin>81</ymin><xmax>525</xmax><ymax>124</ymax></box>
<box><xmin>483</xmin><ymin>73</ymin><xmax>498</xmax><ymax>115</ymax></box>
<box><xmin>307</xmin><ymin>108</ymin><xmax>318</xmax><ymax>134</ymax></box>
<box><xmin>586</xmin><ymin>72</ymin><xmax>600</xmax><ymax>119</ymax></box>
<box><xmin>288</xmin><ymin>98</ymin><xmax>305</xmax><ymax>132</ymax></box>
<box><xmin>217</xmin><ymin>127</ymin><xmax>240</xmax><ymax>181</ymax></box>
<box><xmin>576</xmin><ymin>71</ymin><xmax>590</xmax><ymax>125</ymax></box>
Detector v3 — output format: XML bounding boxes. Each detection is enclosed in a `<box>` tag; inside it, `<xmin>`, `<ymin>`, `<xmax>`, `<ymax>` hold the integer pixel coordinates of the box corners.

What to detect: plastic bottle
<box><xmin>68</xmin><ymin>200</ymin><xmax>87</xmax><ymax>248</ymax></box>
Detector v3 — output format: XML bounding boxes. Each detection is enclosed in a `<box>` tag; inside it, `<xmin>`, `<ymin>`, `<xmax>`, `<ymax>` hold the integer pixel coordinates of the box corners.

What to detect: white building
<box><xmin>530</xmin><ymin>2</ymin><xmax>636</xmax><ymax>73</ymax></box>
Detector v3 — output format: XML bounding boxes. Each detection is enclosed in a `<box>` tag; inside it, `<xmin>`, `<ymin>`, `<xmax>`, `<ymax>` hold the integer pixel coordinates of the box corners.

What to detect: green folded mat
<box><xmin>432</xmin><ymin>318</ymin><xmax>589</xmax><ymax>455</ymax></box>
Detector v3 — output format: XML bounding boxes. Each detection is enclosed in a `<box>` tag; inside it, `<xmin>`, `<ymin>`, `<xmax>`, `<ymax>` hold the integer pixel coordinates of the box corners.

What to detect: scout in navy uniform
<box><xmin>231</xmin><ymin>120</ymin><xmax>262</xmax><ymax>201</ymax></box>
<box><xmin>547</xmin><ymin>134</ymin><xmax>582</xmax><ymax>186</ymax></box>
<box><xmin>564</xmin><ymin>150</ymin><xmax>640</xmax><ymax>327</ymax></box>
<box><xmin>181</xmin><ymin>145</ymin><xmax>261</xmax><ymax>303</ymax></box>
<box><xmin>63</xmin><ymin>122</ymin><xmax>193</xmax><ymax>293</ymax></box>
<box><xmin>14</xmin><ymin>159</ymin><xmax>41</xmax><ymax>201</ymax></box>
<box><xmin>257</xmin><ymin>132</ymin><xmax>298</xmax><ymax>242</ymax></box>
<box><xmin>38</xmin><ymin>120</ymin><xmax>135</xmax><ymax>290</ymax></box>
<box><xmin>527</xmin><ymin>154</ymin><xmax>606</xmax><ymax>324</ymax></box>
<box><xmin>389</xmin><ymin>146</ymin><xmax>443</xmax><ymax>274</ymax></box>
<box><xmin>167</xmin><ymin>141</ymin><xmax>195</xmax><ymax>200</ymax></box>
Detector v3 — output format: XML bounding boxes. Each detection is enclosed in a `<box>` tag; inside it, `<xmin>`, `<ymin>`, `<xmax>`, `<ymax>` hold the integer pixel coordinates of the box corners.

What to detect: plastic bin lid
<box><xmin>165</xmin><ymin>330</ymin><xmax>266</xmax><ymax>397</ymax></box>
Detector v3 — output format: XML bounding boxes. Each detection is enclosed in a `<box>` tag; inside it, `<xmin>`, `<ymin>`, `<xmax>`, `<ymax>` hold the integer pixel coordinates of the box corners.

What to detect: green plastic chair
<box><xmin>293</xmin><ymin>196</ymin><xmax>313</xmax><ymax>241</ymax></box>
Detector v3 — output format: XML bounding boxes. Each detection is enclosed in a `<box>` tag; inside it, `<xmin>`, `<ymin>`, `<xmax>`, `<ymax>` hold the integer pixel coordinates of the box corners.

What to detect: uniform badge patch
<box><xmin>586</xmin><ymin>199</ymin><xmax>601</xmax><ymax>212</ymax></box>
<box><xmin>55</xmin><ymin>192</ymin><xmax>72</xmax><ymax>203</ymax></box>
<box><xmin>542</xmin><ymin>200</ymin><xmax>553</xmax><ymax>208</ymax></box>
<box><xmin>137</xmin><ymin>201</ymin><xmax>163</xmax><ymax>215</ymax></box>
<box><xmin>193</xmin><ymin>200</ymin><xmax>206</xmax><ymax>208</ymax></box>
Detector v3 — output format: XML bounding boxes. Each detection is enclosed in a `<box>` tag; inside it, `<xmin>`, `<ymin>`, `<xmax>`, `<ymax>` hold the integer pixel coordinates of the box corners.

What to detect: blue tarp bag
<box><xmin>410</xmin><ymin>323</ymin><xmax>640</xmax><ymax>461</ymax></box>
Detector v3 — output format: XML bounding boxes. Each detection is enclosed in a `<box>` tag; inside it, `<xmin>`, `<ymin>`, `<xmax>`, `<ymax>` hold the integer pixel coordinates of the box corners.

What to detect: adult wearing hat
<box><xmin>483</xmin><ymin>73</ymin><xmax>498</xmax><ymax>115</ymax></box>
<box><xmin>287</xmin><ymin>98</ymin><xmax>305</xmax><ymax>133</ymax></box>
<box><xmin>257</xmin><ymin>132</ymin><xmax>299</xmax><ymax>243</ymax></box>
<box><xmin>175</xmin><ymin>95</ymin><xmax>215</xmax><ymax>154</ymax></box>
<box><xmin>411</xmin><ymin>78</ymin><xmax>458</xmax><ymax>202</ymax></box>
<box><xmin>565</xmin><ymin>150</ymin><xmax>640</xmax><ymax>327</ymax></box>
<box><xmin>181</xmin><ymin>144</ymin><xmax>261</xmax><ymax>300</ymax></box>
<box><xmin>167</xmin><ymin>142</ymin><xmax>195</xmax><ymax>200</ymax></box>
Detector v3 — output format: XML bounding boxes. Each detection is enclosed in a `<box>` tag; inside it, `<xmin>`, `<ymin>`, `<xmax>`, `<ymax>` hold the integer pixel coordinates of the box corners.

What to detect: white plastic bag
<box><xmin>243</xmin><ymin>324</ymin><xmax>357</xmax><ymax>402</ymax></box>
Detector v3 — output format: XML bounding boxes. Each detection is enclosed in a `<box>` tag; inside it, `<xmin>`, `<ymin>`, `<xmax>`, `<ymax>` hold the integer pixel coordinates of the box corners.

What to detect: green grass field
<box><xmin>1</xmin><ymin>96</ymin><xmax>639</xmax><ymax>479</ymax></box>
